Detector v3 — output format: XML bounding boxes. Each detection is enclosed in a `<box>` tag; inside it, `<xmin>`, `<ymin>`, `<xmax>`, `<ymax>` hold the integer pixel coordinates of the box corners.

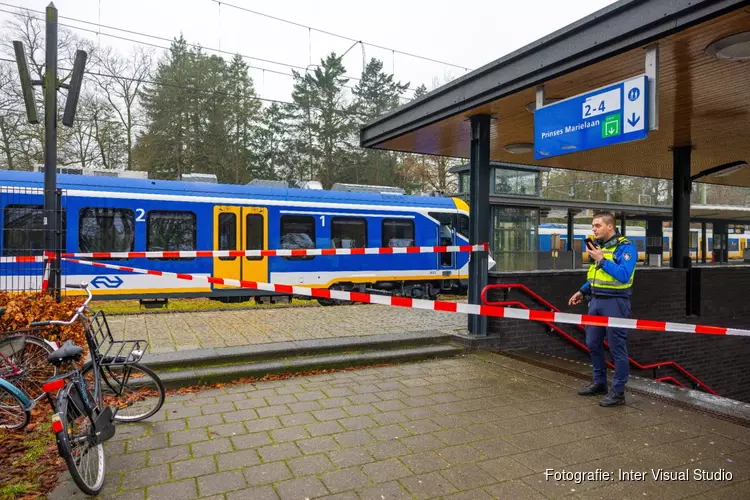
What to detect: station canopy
<box><xmin>360</xmin><ymin>0</ymin><xmax>750</xmax><ymax>188</ymax></box>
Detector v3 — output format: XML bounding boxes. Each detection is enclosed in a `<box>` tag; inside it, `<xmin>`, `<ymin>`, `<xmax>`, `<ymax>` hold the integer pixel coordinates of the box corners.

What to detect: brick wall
<box><xmin>486</xmin><ymin>267</ymin><xmax>750</xmax><ymax>403</ymax></box>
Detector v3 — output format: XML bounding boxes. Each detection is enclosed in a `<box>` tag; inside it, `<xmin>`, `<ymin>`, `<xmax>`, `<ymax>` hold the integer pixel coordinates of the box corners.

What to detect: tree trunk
<box><xmin>0</xmin><ymin>117</ymin><xmax>14</xmax><ymax>170</ymax></box>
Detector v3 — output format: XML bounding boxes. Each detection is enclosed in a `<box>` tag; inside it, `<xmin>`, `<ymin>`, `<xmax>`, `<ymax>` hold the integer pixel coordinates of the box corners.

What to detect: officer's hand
<box><xmin>587</xmin><ymin>242</ymin><xmax>604</xmax><ymax>263</ymax></box>
<box><xmin>569</xmin><ymin>291</ymin><xmax>584</xmax><ymax>306</ymax></box>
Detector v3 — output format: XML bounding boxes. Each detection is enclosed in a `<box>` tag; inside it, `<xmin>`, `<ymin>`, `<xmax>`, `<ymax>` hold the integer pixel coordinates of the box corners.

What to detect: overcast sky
<box><xmin>4</xmin><ymin>0</ymin><xmax>617</xmax><ymax>104</ymax></box>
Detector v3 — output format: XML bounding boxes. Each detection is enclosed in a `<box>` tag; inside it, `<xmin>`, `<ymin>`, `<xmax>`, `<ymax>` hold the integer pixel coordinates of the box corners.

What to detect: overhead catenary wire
<box><xmin>0</xmin><ymin>3</ymin><xmax>416</xmax><ymax>100</ymax></box>
<box><xmin>212</xmin><ymin>0</ymin><xmax>471</xmax><ymax>72</ymax></box>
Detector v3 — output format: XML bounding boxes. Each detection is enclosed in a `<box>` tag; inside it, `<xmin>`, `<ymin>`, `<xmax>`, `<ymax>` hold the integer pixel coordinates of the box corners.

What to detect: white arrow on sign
<box><xmin>623</xmin><ymin>77</ymin><xmax>645</xmax><ymax>134</ymax></box>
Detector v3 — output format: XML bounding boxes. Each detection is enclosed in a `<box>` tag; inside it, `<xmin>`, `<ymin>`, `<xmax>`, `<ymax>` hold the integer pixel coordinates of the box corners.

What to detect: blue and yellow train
<box><xmin>539</xmin><ymin>223</ymin><xmax>748</xmax><ymax>262</ymax></box>
<box><xmin>0</xmin><ymin>170</ymin><xmax>478</xmax><ymax>303</ymax></box>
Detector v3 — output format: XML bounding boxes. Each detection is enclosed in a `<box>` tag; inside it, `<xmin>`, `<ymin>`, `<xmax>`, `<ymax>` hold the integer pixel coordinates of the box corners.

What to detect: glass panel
<box><xmin>331</xmin><ymin>218</ymin><xmax>367</xmax><ymax>248</ymax></box>
<box><xmin>491</xmin><ymin>207</ymin><xmax>538</xmax><ymax>271</ymax></box>
<box><xmin>280</xmin><ymin>215</ymin><xmax>315</xmax><ymax>260</ymax></box>
<box><xmin>382</xmin><ymin>219</ymin><xmax>414</xmax><ymax>248</ymax></box>
<box><xmin>218</xmin><ymin>212</ymin><xmax>236</xmax><ymax>261</ymax></box>
<box><xmin>492</xmin><ymin>168</ymin><xmax>539</xmax><ymax>196</ymax></box>
<box><xmin>459</xmin><ymin>173</ymin><xmax>470</xmax><ymax>194</ymax></box>
<box><xmin>246</xmin><ymin>214</ymin><xmax>264</xmax><ymax>261</ymax></box>
<box><xmin>457</xmin><ymin>214</ymin><xmax>470</xmax><ymax>240</ymax></box>
<box><xmin>429</xmin><ymin>212</ymin><xmax>453</xmax><ymax>267</ymax></box>
<box><xmin>147</xmin><ymin>211</ymin><xmax>196</xmax><ymax>259</ymax></box>
<box><xmin>79</xmin><ymin>208</ymin><xmax>134</xmax><ymax>255</ymax></box>
<box><xmin>4</xmin><ymin>205</ymin><xmax>44</xmax><ymax>256</ymax></box>
<box><xmin>493</xmin><ymin>169</ymin><xmax>517</xmax><ymax>195</ymax></box>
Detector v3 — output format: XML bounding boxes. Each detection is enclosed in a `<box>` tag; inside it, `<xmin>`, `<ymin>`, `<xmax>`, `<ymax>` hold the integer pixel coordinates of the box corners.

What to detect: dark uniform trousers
<box><xmin>585</xmin><ymin>295</ymin><xmax>630</xmax><ymax>392</ymax></box>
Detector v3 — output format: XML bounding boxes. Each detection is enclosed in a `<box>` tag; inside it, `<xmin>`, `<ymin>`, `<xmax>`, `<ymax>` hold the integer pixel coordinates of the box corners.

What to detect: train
<box><xmin>539</xmin><ymin>223</ymin><xmax>747</xmax><ymax>262</ymax></box>
<box><xmin>0</xmin><ymin>170</ymin><xmax>486</xmax><ymax>303</ymax></box>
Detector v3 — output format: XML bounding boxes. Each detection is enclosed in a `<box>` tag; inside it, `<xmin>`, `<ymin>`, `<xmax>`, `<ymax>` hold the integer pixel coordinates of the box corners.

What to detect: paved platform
<box><xmin>109</xmin><ymin>305</ymin><xmax>467</xmax><ymax>354</ymax></box>
<box><xmin>50</xmin><ymin>354</ymin><xmax>750</xmax><ymax>499</ymax></box>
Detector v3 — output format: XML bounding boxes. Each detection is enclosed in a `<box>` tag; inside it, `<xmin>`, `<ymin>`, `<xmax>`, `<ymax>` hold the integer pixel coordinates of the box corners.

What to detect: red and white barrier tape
<box><xmin>62</xmin><ymin>257</ymin><xmax>750</xmax><ymax>338</ymax></box>
<box><xmin>0</xmin><ymin>256</ymin><xmax>46</xmax><ymax>263</ymax></box>
<box><xmin>59</xmin><ymin>243</ymin><xmax>489</xmax><ymax>260</ymax></box>
<box><xmin>41</xmin><ymin>260</ymin><xmax>50</xmax><ymax>293</ymax></box>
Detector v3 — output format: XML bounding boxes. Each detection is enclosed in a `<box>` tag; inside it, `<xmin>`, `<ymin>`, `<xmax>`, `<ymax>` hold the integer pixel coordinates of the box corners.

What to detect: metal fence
<box><xmin>0</xmin><ymin>186</ymin><xmax>66</xmax><ymax>297</ymax></box>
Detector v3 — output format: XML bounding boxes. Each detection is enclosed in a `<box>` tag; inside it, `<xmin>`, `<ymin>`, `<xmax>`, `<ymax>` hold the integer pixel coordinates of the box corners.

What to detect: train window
<box><xmin>280</xmin><ymin>215</ymin><xmax>315</xmax><ymax>260</ymax></box>
<box><xmin>429</xmin><ymin>212</ymin><xmax>453</xmax><ymax>266</ymax></box>
<box><xmin>218</xmin><ymin>212</ymin><xmax>237</xmax><ymax>261</ymax></box>
<box><xmin>635</xmin><ymin>239</ymin><xmax>645</xmax><ymax>251</ymax></box>
<box><xmin>382</xmin><ymin>219</ymin><xmax>414</xmax><ymax>248</ymax></box>
<box><xmin>663</xmin><ymin>237</ymin><xmax>670</xmax><ymax>251</ymax></box>
<box><xmin>729</xmin><ymin>239</ymin><xmax>739</xmax><ymax>251</ymax></box>
<box><xmin>331</xmin><ymin>218</ymin><xmax>366</xmax><ymax>248</ymax></box>
<box><xmin>457</xmin><ymin>214</ymin><xmax>469</xmax><ymax>240</ymax></box>
<box><xmin>246</xmin><ymin>214</ymin><xmax>264</xmax><ymax>261</ymax></box>
<box><xmin>147</xmin><ymin>211</ymin><xmax>196</xmax><ymax>259</ymax></box>
<box><xmin>79</xmin><ymin>208</ymin><xmax>134</xmax><ymax>257</ymax></box>
<box><xmin>3</xmin><ymin>205</ymin><xmax>43</xmax><ymax>256</ymax></box>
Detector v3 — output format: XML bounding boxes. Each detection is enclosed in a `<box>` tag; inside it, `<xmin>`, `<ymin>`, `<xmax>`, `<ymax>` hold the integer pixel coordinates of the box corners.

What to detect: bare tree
<box><xmin>93</xmin><ymin>46</ymin><xmax>152</xmax><ymax>170</ymax></box>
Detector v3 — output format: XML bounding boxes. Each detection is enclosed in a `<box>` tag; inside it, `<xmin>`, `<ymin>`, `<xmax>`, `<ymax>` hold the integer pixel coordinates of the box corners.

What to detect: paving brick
<box><xmin>357</xmin><ymin>481</ymin><xmax>412</xmax><ymax>500</ymax></box>
<box><xmin>327</xmin><ymin>447</ymin><xmax>374</xmax><ymax>468</ymax></box>
<box><xmin>148</xmin><ymin>419</ymin><xmax>187</xmax><ymax>434</ymax></box>
<box><xmin>313</xmin><ymin>408</ymin><xmax>348</xmax><ymax>421</ymax></box>
<box><xmin>320</xmin><ymin>397</ymin><xmax>351</xmax><ymax>409</ymax></box>
<box><xmin>208</xmin><ymin>422</ymin><xmax>247</xmax><ymax>438</ymax></box>
<box><xmin>128</xmin><ymin>434</ymin><xmax>168</xmax><ymax>453</ymax></box>
<box><xmin>108</xmin><ymin>451</ymin><xmax>147</xmax><ymax>473</ymax></box>
<box><xmin>371</xmin><ymin>411</ymin><xmax>408</xmax><ymax>426</ymax></box>
<box><xmin>275</xmin><ymin>476</ymin><xmax>329</xmax><ymax>500</ymax></box>
<box><xmin>345</xmin><ymin>403</ymin><xmax>378</xmax><ymax>416</ymax></box>
<box><xmin>400</xmin><ymin>472</ymin><xmax>459</xmax><ymax>499</ymax></box>
<box><xmin>216</xmin><ymin>449</ymin><xmax>261</xmax><ymax>471</ymax></box>
<box><xmin>122</xmin><ymin>464</ymin><xmax>170</xmax><ymax>488</ymax></box>
<box><xmin>279</xmin><ymin>412</ymin><xmax>316</xmax><ymax>427</ymax></box>
<box><xmin>202</xmin><ymin>402</ymin><xmax>237</xmax><ymax>415</ymax></box>
<box><xmin>258</xmin><ymin>405</ymin><xmax>292</xmax><ymax>418</ymax></box>
<box><xmin>222</xmin><ymin>409</ymin><xmax>259</xmax><ymax>423</ymax></box>
<box><xmin>484</xmin><ymin>481</ymin><xmax>548</xmax><ymax>500</ymax></box>
<box><xmin>368</xmin><ymin>424</ymin><xmax>410</xmax><ymax>441</ymax></box>
<box><xmin>362</xmin><ymin>458</ymin><xmax>412</xmax><ymax>483</ymax></box>
<box><xmin>287</xmin><ymin>454</ymin><xmax>336</xmax><ymax>476</ymax></box>
<box><xmin>148</xmin><ymin>445</ymin><xmax>191</xmax><ymax>466</ymax></box>
<box><xmin>191</xmin><ymin>437</ymin><xmax>233</xmax><ymax>457</ymax></box>
<box><xmin>365</xmin><ymin>440</ymin><xmax>411</xmax><ymax>460</ymax></box>
<box><xmin>320</xmin><ymin>467</ymin><xmax>372</xmax><ymax>493</ymax></box>
<box><xmin>434</xmin><ymin>428</ymin><xmax>478</xmax><ymax>447</ymax></box>
<box><xmin>400</xmin><ymin>452</ymin><xmax>451</xmax><ymax>475</ymax></box>
<box><xmin>258</xmin><ymin>442</ymin><xmax>302</xmax><ymax>462</ymax></box>
<box><xmin>306</xmin><ymin>420</ymin><xmax>346</xmax><ymax>437</ymax></box>
<box><xmin>339</xmin><ymin>416</ymin><xmax>377</xmax><ymax>431</ymax></box>
<box><xmin>235</xmin><ymin>398</ymin><xmax>268</xmax><ymax>410</ymax></box>
<box><xmin>232</xmin><ymin>432</ymin><xmax>273</xmax><ymax>450</ymax></box>
<box><xmin>171</xmin><ymin>456</ymin><xmax>217</xmax><ymax>480</ymax></box>
<box><xmin>226</xmin><ymin>485</ymin><xmax>279</xmax><ymax>500</ymax></box>
<box><xmin>187</xmin><ymin>414</ymin><xmax>224</xmax><ymax>429</ymax></box>
<box><xmin>334</xmin><ymin>430</ymin><xmax>375</xmax><ymax>448</ymax></box>
<box><xmin>167</xmin><ymin>406</ymin><xmax>202</xmax><ymax>420</ymax></box>
<box><xmin>197</xmin><ymin>470</ymin><xmax>247</xmax><ymax>496</ymax></box>
<box><xmin>243</xmin><ymin>462</ymin><xmax>293</xmax><ymax>486</ymax></box>
<box><xmin>296</xmin><ymin>436</ymin><xmax>339</xmax><ymax>454</ymax></box>
<box><xmin>271</xmin><ymin>425</ymin><xmax>310</xmax><ymax>443</ymax></box>
<box><xmin>245</xmin><ymin>417</ymin><xmax>283</xmax><ymax>433</ymax></box>
<box><xmin>401</xmin><ymin>419</ymin><xmax>442</xmax><ymax>435</ymax></box>
<box><xmin>266</xmin><ymin>394</ymin><xmax>298</xmax><ymax>406</ymax></box>
<box><xmin>439</xmin><ymin>464</ymin><xmax>497</xmax><ymax>490</ymax></box>
<box><xmin>169</xmin><ymin>428</ymin><xmax>208</xmax><ymax>446</ymax></box>
<box><xmin>287</xmin><ymin>401</ymin><xmax>322</xmax><ymax>413</ymax></box>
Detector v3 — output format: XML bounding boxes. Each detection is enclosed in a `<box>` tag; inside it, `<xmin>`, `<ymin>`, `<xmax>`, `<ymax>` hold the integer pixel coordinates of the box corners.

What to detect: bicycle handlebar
<box><xmin>31</xmin><ymin>282</ymin><xmax>94</xmax><ymax>327</ymax></box>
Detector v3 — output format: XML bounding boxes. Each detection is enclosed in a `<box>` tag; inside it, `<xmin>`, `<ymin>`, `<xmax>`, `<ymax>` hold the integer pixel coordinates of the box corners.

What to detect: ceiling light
<box><xmin>713</xmin><ymin>161</ymin><xmax>748</xmax><ymax>177</ymax></box>
<box><xmin>503</xmin><ymin>143</ymin><xmax>533</xmax><ymax>154</ymax></box>
<box><xmin>706</xmin><ymin>31</ymin><xmax>750</xmax><ymax>61</ymax></box>
<box><xmin>526</xmin><ymin>98</ymin><xmax>562</xmax><ymax>113</ymax></box>
<box><xmin>691</xmin><ymin>161</ymin><xmax>748</xmax><ymax>182</ymax></box>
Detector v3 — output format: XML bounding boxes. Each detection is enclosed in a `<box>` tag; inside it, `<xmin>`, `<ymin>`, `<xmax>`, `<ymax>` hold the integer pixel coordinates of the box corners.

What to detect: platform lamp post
<box><xmin>13</xmin><ymin>2</ymin><xmax>87</xmax><ymax>300</ymax></box>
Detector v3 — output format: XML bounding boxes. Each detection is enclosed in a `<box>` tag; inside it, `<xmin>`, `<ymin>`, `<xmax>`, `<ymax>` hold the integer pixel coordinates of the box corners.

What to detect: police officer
<box><xmin>568</xmin><ymin>212</ymin><xmax>637</xmax><ymax>407</ymax></box>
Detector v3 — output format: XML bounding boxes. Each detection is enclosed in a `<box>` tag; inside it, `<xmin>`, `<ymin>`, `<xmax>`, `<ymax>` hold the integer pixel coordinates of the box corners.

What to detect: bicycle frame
<box><xmin>0</xmin><ymin>376</ymin><xmax>34</xmax><ymax>411</ymax></box>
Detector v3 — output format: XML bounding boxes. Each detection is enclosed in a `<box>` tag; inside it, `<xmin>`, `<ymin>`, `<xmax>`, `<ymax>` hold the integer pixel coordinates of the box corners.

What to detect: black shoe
<box><xmin>599</xmin><ymin>391</ymin><xmax>626</xmax><ymax>407</ymax></box>
<box><xmin>578</xmin><ymin>382</ymin><xmax>608</xmax><ymax>396</ymax></box>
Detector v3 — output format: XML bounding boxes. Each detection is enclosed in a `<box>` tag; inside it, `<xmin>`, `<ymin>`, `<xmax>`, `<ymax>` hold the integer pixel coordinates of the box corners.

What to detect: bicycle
<box><xmin>0</xmin><ymin>307</ymin><xmax>57</xmax><ymax>430</ymax></box>
<box><xmin>35</xmin><ymin>282</ymin><xmax>165</xmax><ymax>495</ymax></box>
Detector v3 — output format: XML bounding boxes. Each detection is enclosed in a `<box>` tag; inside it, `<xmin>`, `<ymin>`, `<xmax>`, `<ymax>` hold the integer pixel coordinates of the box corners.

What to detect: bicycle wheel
<box><xmin>0</xmin><ymin>384</ymin><xmax>30</xmax><ymax>430</ymax></box>
<box><xmin>0</xmin><ymin>335</ymin><xmax>57</xmax><ymax>402</ymax></box>
<box><xmin>82</xmin><ymin>362</ymin><xmax>165</xmax><ymax>422</ymax></box>
<box><xmin>56</xmin><ymin>383</ymin><xmax>105</xmax><ymax>496</ymax></box>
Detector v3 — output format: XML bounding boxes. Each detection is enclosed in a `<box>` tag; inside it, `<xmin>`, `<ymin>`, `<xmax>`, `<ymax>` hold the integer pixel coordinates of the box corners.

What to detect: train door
<box><xmin>213</xmin><ymin>206</ymin><xmax>268</xmax><ymax>287</ymax></box>
<box><xmin>431</xmin><ymin>212</ymin><xmax>455</xmax><ymax>271</ymax></box>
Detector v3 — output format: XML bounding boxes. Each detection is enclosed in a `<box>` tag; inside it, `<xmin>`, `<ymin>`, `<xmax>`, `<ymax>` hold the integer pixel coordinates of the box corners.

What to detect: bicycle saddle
<box><xmin>48</xmin><ymin>340</ymin><xmax>84</xmax><ymax>365</ymax></box>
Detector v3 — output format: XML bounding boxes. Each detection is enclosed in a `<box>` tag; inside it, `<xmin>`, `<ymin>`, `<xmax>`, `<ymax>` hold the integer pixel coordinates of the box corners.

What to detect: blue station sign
<box><xmin>534</xmin><ymin>75</ymin><xmax>649</xmax><ymax>160</ymax></box>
